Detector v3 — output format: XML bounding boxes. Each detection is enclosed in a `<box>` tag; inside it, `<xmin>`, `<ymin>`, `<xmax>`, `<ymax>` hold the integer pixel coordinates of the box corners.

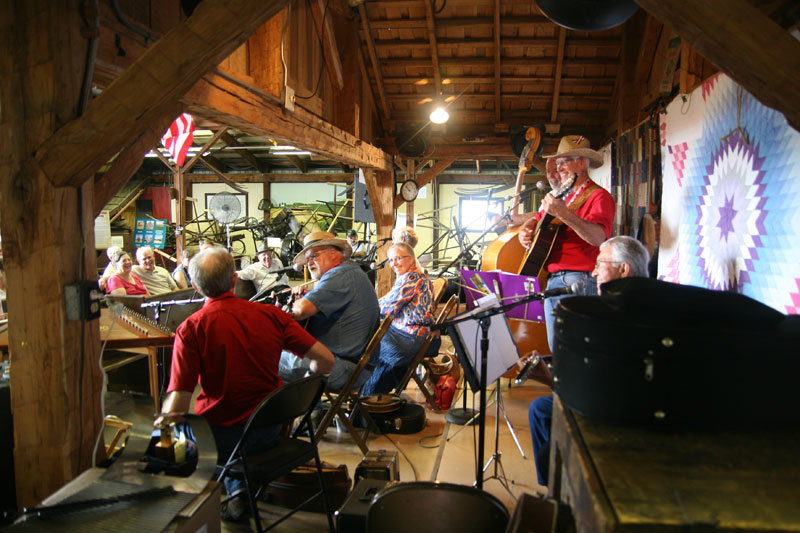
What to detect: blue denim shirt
<box><xmin>304</xmin><ymin>261</ymin><xmax>379</xmax><ymax>362</ymax></box>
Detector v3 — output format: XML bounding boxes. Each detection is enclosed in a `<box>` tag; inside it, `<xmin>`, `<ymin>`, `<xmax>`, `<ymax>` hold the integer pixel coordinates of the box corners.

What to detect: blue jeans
<box><xmin>213</xmin><ymin>424</ymin><xmax>281</xmax><ymax>496</ymax></box>
<box><xmin>361</xmin><ymin>326</ymin><xmax>429</xmax><ymax>396</ymax></box>
<box><xmin>528</xmin><ymin>395</ymin><xmax>554</xmax><ymax>486</ymax></box>
<box><xmin>543</xmin><ymin>271</ymin><xmax>598</xmax><ymax>352</ymax></box>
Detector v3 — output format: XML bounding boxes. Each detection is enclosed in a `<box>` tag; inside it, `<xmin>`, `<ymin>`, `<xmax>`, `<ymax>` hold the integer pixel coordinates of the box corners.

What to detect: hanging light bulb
<box><xmin>429</xmin><ymin>105</ymin><xmax>449</xmax><ymax>124</ymax></box>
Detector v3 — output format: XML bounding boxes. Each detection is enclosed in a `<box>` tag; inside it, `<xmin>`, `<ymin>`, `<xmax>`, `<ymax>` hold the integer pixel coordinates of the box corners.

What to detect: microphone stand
<box><xmin>435</xmin><ymin>289</ymin><xmax>550</xmax><ymax>491</ymax></box>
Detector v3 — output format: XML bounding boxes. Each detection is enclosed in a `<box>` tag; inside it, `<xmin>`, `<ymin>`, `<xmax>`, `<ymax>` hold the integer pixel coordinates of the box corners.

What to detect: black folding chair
<box><xmin>366</xmin><ymin>481</ymin><xmax>509</xmax><ymax>532</ymax></box>
<box><xmin>216</xmin><ymin>374</ymin><xmax>335</xmax><ymax>532</ymax></box>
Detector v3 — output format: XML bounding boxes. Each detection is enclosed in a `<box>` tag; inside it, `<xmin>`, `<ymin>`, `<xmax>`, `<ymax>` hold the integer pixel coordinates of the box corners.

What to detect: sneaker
<box><xmin>221</xmin><ymin>495</ymin><xmax>250</xmax><ymax>522</ymax></box>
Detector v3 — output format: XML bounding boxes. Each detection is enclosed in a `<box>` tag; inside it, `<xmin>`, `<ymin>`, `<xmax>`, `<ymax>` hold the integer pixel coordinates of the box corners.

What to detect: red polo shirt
<box><xmin>536</xmin><ymin>181</ymin><xmax>615</xmax><ymax>273</ymax></box>
<box><xmin>168</xmin><ymin>292</ymin><xmax>317</xmax><ymax>426</ymax></box>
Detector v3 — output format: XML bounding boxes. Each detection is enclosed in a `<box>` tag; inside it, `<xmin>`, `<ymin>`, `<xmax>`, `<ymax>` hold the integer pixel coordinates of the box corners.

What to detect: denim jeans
<box><xmin>528</xmin><ymin>395</ymin><xmax>554</xmax><ymax>486</ymax></box>
<box><xmin>543</xmin><ymin>270</ymin><xmax>598</xmax><ymax>352</ymax></box>
<box><xmin>361</xmin><ymin>326</ymin><xmax>429</xmax><ymax>396</ymax></box>
<box><xmin>213</xmin><ymin>424</ymin><xmax>281</xmax><ymax>496</ymax></box>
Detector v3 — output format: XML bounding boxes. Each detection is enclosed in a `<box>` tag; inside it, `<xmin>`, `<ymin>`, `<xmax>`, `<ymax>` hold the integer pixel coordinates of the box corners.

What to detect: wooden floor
<box><xmin>217</xmin><ymin>373</ymin><xmax>552</xmax><ymax>532</ymax></box>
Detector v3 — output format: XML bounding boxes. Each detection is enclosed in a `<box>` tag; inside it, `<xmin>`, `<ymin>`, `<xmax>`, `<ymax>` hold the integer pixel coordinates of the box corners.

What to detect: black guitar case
<box><xmin>368</xmin><ymin>403</ymin><xmax>426</xmax><ymax>434</ymax></box>
<box><xmin>553</xmin><ymin>277</ymin><xmax>800</xmax><ymax>429</ymax></box>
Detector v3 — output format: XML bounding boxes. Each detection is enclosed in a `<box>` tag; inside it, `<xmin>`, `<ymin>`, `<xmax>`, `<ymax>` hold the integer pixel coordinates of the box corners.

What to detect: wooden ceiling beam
<box><xmin>423</xmin><ymin>0</ymin><xmax>443</xmax><ymax>97</ymax></box>
<box><xmin>383</xmin><ymin>76</ymin><xmax>617</xmax><ymax>86</ymax></box>
<box><xmin>199</xmin><ymin>155</ymin><xmax>248</xmax><ymax>193</ymax></box>
<box><xmin>550</xmin><ymin>27</ymin><xmax>567</xmax><ymax>123</ymax></box>
<box><xmin>220</xmin><ymin>131</ymin><xmax>266</xmax><ymax>172</ymax></box>
<box><xmin>367</xmin><ymin>16</ymin><xmax>550</xmax><ymax>30</ymax></box>
<box><xmin>387</xmin><ymin>93</ymin><xmax>611</xmax><ymax>103</ymax></box>
<box><xmin>493</xmin><ymin>0</ymin><xmax>502</xmax><ymax>124</ymax></box>
<box><xmin>635</xmin><ymin>0</ymin><xmax>800</xmax><ymax>131</ymax></box>
<box><xmin>372</xmin><ymin>36</ymin><xmax>622</xmax><ymax>51</ymax></box>
<box><xmin>34</xmin><ymin>0</ymin><xmax>289</xmax><ymax>188</ymax></box>
<box><xmin>311</xmin><ymin>0</ymin><xmax>344</xmax><ymax>90</ymax></box>
<box><xmin>94</xmin><ymin>107</ymin><xmax>181</xmax><ymax>215</ymax></box>
<box><xmin>358</xmin><ymin>3</ymin><xmax>392</xmax><ymax>122</ymax></box>
<box><xmin>381</xmin><ymin>57</ymin><xmax>619</xmax><ymax>68</ymax></box>
<box><xmin>184</xmin><ymin>173</ymin><xmax>354</xmax><ymax>183</ymax></box>
<box><xmin>183</xmin><ymin>71</ymin><xmax>392</xmax><ymax>170</ymax></box>
<box><xmin>390</xmin><ymin>109</ymin><xmax>607</xmax><ymax>122</ymax></box>
<box><xmin>393</xmin><ymin>157</ymin><xmax>456</xmax><ymax>208</ymax></box>
<box><xmin>285</xmin><ymin>154</ymin><xmax>309</xmax><ymax>173</ymax></box>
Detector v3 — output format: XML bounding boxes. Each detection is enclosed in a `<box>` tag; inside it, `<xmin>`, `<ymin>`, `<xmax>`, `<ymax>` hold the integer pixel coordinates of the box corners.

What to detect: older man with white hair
<box><xmin>132</xmin><ymin>246</ymin><xmax>178</xmax><ymax>295</ymax></box>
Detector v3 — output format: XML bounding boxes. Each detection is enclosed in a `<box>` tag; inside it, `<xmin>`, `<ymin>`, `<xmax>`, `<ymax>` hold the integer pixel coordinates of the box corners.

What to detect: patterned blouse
<box><xmin>379</xmin><ymin>269</ymin><xmax>436</xmax><ymax>337</ymax></box>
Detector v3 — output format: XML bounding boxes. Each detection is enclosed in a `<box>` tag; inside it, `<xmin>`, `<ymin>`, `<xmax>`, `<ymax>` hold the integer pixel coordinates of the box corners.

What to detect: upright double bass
<box><xmin>481</xmin><ymin>127</ymin><xmax>541</xmax><ymax>274</ymax></box>
<box><xmin>481</xmin><ymin>128</ymin><xmax>552</xmax><ymax>356</ymax></box>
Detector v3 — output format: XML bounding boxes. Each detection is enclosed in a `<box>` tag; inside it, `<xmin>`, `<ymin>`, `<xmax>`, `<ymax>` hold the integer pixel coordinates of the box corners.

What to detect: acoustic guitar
<box><xmin>518</xmin><ymin>174</ymin><xmax>576</xmax><ymax>277</ymax></box>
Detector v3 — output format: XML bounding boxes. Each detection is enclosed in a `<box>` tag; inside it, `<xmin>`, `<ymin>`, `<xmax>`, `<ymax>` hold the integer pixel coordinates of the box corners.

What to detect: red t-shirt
<box><xmin>535</xmin><ymin>181</ymin><xmax>615</xmax><ymax>273</ymax></box>
<box><xmin>105</xmin><ymin>274</ymin><xmax>147</xmax><ymax>296</ymax></box>
<box><xmin>168</xmin><ymin>292</ymin><xmax>318</xmax><ymax>426</ymax></box>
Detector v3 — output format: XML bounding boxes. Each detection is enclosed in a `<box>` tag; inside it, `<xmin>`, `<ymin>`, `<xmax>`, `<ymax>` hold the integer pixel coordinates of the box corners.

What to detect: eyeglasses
<box><xmin>594</xmin><ymin>259</ymin><xmax>621</xmax><ymax>270</ymax></box>
<box><xmin>305</xmin><ymin>249</ymin><xmax>334</xmax><ymax>263</ymax></box>
<box><xmin>388</xmin><ymin>255</ymin><xmax>412</xmax><ymax>263</ymax></box>
<box><xmin>555</xmin><ymin>157</ymin><xmax>578</xmax><ymax>167</ymax></box>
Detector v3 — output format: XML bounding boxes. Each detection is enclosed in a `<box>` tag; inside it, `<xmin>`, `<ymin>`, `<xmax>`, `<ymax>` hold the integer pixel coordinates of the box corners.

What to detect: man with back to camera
<box><xmin>158</xmin><ymin>247</ymin><xmax>335</xmax><ymax>521</ymax></box>
<box><xmin>527</xmin><ymin>235</ymin><xmax>650</xmax><ymax>487</ymax></box>
<box><xmin>278</xmin><ymin>231</ymin><xmax>380</xmax><ymax>391</ymax></box>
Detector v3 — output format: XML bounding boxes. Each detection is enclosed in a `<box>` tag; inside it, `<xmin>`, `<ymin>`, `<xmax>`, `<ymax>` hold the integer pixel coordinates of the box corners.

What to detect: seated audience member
<box><xmin>158</xmin><ymin>247</ymin><xmax>335</xmax><ymax>521</ymax></box>
<box><xmin>346</xmin><ymin>229</ymin><xmax>368</xmax><ymax>258</ymax></box>
<box><xmin>529</xmin><ymin>235</ymin><xmax>649</xmax><ymax>486</ymax></box>
<box><xmin>237</xmin><ymin>242</ymin><xmax>289</xmax><ymax>295</ymax></box>
<box><xmin>361</xmin><ymin>242</ymin><xmax>437</xmax><ymax>396</ymax></box>
<box><xmin>98</xmin><ymin>245</ymin><xmax>122</xmax><ymax>291</ymax></box>
<box><xmin>392</xmin><ymin>226</ymin><xmax>418</xmax><ymax>248</ymax></box>
<box><xmin>172</xmin><ymin>248</ymin><xmax>196</xmax><ymax>290</ymax></box>
<box><xmin>133</xmin><ymin>246</ymin><xmax>178</xmax><ymax>295</ymax></box>
<box><xmin>105</xmin><ymin>250</ymin><xmax>148</xmax><ymax>296</ymax></box>
<box><xmin>279</xmin><ymin>231</ymin><xmax>379</xmax><ymax>391</ymax></box>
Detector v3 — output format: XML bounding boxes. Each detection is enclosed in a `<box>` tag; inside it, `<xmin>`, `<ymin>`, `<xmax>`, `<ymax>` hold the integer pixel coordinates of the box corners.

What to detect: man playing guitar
<box><xmin>518</xmin><ymin>135</ymin><xmax>615</xmax><ymax>351</ymax></box>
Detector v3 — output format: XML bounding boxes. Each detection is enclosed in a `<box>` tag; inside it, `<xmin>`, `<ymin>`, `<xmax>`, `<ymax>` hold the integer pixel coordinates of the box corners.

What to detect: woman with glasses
<box><xmin>361</xmin><ymin>242</ymin><xmax>437</xmax><ymax>396</ymax></box>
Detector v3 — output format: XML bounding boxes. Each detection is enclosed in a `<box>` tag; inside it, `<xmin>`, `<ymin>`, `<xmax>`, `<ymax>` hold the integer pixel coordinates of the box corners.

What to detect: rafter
<box><xmin>34</xmin><ymin>0</ymin><xmax>289</xmax><ymax>188</ymax></box>
<box><xmin>221</xmin><ymin>131</ymin><xmax>265</xmax><ymax>172</ymax></box>
<box><xmin>493</xmin><ymin>0</ymin><xmax>502</xmax><ymax>124</ymax></box>
<box><xmin>310</xmin><ymin>0</ymin><xmax>344</xmax><ymax>90</ymax></box>
<box><xmin>423</xmin><ymin>0</ymin><xmax>442</xmax><ymax>97</ymax></box>
<box><xmin>358</xmin><ymin>3</ymin><xmax>391</xmax><ymax>122</ymax></box>
<box><xmin>550</xmin><ymin>27</ymin><xmax>567</xmax><ymax>123</ymax></box>
<box><xmin>380</xmin><ymin>57</ymin><xmax>620</xmax><ymax>69</ymax></box>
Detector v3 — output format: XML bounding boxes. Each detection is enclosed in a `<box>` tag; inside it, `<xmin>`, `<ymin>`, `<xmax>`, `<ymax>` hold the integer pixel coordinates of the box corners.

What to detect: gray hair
<box><xmin>112</xmin><ymin>250</ymin><xmax>130</xmax><ymax>264</ymax></box>
<box><xmin>188</xmin><ymin>247</ymin><xmax>235</xmax><ymax>298</ymax></box>
<box><xmin>600</xmin><ymin>236</ymin><xmax>650</xmax><ymax>277</ymax></box>
<box><xmin>392</xmin><ymin>226</ymin><xmax>418</xmax><ymax>248</ymax></box>
<box><xmin>135</xmin><ymin>246</ymin><xmax>153</xmax><ymax>261</ymax></box>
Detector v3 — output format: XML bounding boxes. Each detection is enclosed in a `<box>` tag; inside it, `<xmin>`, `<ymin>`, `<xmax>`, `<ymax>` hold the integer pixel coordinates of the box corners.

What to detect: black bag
<box><xmin>368</xmin><ymin>403</ymin><xmax>426</xmax><ymax>434</ymax></box>
<box><xmin>554</xmin><ymin>277</ymin><xmax>800</xmax><ymax>428</ymax></box>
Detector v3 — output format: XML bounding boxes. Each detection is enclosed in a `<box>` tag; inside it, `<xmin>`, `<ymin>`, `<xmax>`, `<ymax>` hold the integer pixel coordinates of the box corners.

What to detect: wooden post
<box><xmin>363</xmin><ymin>169</ymin><xmax>394</xmax><ymax>296</ymax></box>
<box><xmin>0</xmin><ymin>1</ymin><xmax>104</xmax><ymax>507</ymax></box>
<box><xmin>175</xmin><ymin>166</ymin><xmax>186</xmax><ymax>256</ymax></box>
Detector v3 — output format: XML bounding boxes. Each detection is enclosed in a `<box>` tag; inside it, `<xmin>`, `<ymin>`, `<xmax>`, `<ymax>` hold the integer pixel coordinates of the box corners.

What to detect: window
<box><xmin>459</xmin><ymin>197</ymin><xmax>505</xmax><ymax>232</ymax></box>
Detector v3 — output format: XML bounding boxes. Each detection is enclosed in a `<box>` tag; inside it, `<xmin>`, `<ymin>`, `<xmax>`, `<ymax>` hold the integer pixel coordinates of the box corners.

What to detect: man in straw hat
<box><xmin>278</xmin><ymin>231</ymin><xmax>379</xmax><ymax>390</ymax></box>
<box><xmin>518</xmin><ymin>134</ymin><xmax>616</xmax><ymax>350</ymax></box>
<box><xmin>237</xmin><ymin>242</ymin><xmax>289</xmax><ymax>295</ymax></box>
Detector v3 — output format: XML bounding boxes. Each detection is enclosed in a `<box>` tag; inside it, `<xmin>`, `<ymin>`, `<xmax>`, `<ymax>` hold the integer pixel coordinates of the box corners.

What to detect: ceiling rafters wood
<box><xmin>550</xmin><ymin>27</ymin><xmax>567</xmax><ymax>123</ymax></box>
<box><xmin>423</xmin><ymin>0</ymin><xmax>443</xmax><ymax>97</ymax></box>
<box><xmin>358</xmin><ymin>3</ymin><xmax>391</xmax><ymax>123</ymax></box>
<box><xmin>372</xmin><ymin>36</ymin><xmax>622</xmax><ymax>51</ymax></box>
<box><xmin>311</xmin><ymin>0</ymin><xmax>344</xmax><ymax>90</ymax></box>
<box><xmin>493</xmin><ymin>0</ymin><xmax>501</xmax><ymax>124</ymax></box>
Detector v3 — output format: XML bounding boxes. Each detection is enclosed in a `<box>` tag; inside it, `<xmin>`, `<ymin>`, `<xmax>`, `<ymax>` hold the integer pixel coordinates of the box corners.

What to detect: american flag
<box><xmin>161</xmin><ymin>113</ymin><xmax>195</xmax><ymax>166</ymax></box>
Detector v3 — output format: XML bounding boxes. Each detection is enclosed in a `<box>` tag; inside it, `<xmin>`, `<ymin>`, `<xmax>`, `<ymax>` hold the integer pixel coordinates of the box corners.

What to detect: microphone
<box><xmin>536</xmin><ymin>180</ymin><xmax>547</xmax><ymax>190</ymax></box>
<box><xmin>272</xmin><ymin>264</ymin><xmax>302</xmax><ymax>275</ymax></box>
<box><xmin>370</xmin><ymin>258</ymin><xmax>389</xmax><ymax>270</ymax></box>
<box><xmin>537</xmin><ymin>281</ymin><xmax>582</xmax><ymax>299</ymax></box>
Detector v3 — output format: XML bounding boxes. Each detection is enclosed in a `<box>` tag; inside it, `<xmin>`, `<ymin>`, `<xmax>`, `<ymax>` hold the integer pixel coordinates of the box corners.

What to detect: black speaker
<box><xmin>538</xmin><ymin>0</ymin><xmax>638</xmax><ymax>31</ymax></box>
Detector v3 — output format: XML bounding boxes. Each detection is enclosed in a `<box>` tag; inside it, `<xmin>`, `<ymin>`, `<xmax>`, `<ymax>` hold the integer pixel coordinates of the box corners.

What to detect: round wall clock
<box><xmin>400</xmin><ymin>179</ymin><xmax>419</xmax><ymax>202</ymax></box>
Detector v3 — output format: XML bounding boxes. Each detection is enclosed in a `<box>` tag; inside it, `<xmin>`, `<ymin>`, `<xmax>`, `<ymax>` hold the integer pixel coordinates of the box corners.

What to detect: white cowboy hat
<box><xmin>293</xmin><ymin>231</ymin><xmax>351</xmax><ymax>265</ymax></box>
<box><xmin>543</xmin><ymin>135</ymin><xmax>604</xmax><ymax>169</ymax></box>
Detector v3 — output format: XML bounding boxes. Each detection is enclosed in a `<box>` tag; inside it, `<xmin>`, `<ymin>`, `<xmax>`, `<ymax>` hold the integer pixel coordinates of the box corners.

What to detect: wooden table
<box><xmin>548</xmin><ymin>395</ymin><xmax>800</xmax><ymax>532</ymax></box>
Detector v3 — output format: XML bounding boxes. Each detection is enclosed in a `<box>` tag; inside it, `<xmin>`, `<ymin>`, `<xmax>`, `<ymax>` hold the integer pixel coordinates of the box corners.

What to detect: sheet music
<box><xmin>453</xmin><ymin>294</ymin><xmax>521</xmax><ymax>385</ymax></box>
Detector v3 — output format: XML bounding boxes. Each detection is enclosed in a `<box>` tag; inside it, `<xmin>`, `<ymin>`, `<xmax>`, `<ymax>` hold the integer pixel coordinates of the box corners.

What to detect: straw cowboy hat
<box><xmin>543</xmin><ymin>135</ymin><xmax>604</xmax><ymax>169</ymax></box>
<box><xmin>256</xmin><ymin>242</ymin><xmax>272</xmax><ymax>255</ymax></box>
<box><xmin>293</xmin><ymin>231</ymin><xmax>351</xmax><ymax>265</ymax></box>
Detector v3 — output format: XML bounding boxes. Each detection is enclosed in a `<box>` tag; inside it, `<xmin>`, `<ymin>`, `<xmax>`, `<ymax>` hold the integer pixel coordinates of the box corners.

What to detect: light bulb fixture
<box><xmin>429</xmin><ymin>105</ymin><xmax>449</xmax><ymax>124</ymax></box>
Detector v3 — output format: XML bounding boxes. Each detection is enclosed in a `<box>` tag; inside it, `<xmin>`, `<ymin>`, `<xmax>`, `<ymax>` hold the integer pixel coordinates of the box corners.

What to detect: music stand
<box><xmin>439</xmin><ymin>290</ymin><xmax>548</xmax><ymax>490</ymax></box>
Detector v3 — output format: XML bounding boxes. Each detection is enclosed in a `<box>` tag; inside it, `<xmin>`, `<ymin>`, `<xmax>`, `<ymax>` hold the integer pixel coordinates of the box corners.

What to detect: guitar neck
<box><xmin>511</xmin><ymin>166</ymin><xmax>527</xmax><ymax>216</ymax></box>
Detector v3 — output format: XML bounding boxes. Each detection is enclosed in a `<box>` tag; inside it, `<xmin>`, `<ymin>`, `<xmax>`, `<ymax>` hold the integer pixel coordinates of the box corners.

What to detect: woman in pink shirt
<box><xmin>105</xmin><ymin>250</ymin><xmax>148</xmax><ymax>296</ymax></box>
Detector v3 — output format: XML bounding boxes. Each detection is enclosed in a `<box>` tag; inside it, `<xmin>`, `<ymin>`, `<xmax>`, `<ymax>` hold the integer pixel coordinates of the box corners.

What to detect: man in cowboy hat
<box><xmin>518</xmin><ymin>134</ymin><xmax>616</xmax><ymax>350</ymax></box>
<box><xmin>237</xmin><ymin>242</ymin><xmax>290</xmax><ymax>295</ymax></box>
<box><xmin>346</xmin><ymin>229</ymin><xmax>368</xmax><ymax>258</ymax></box>
<box><xmin>278</xmin><ymin>231</ymin><xmax>380</xmax><ymax>390</ymax></box>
